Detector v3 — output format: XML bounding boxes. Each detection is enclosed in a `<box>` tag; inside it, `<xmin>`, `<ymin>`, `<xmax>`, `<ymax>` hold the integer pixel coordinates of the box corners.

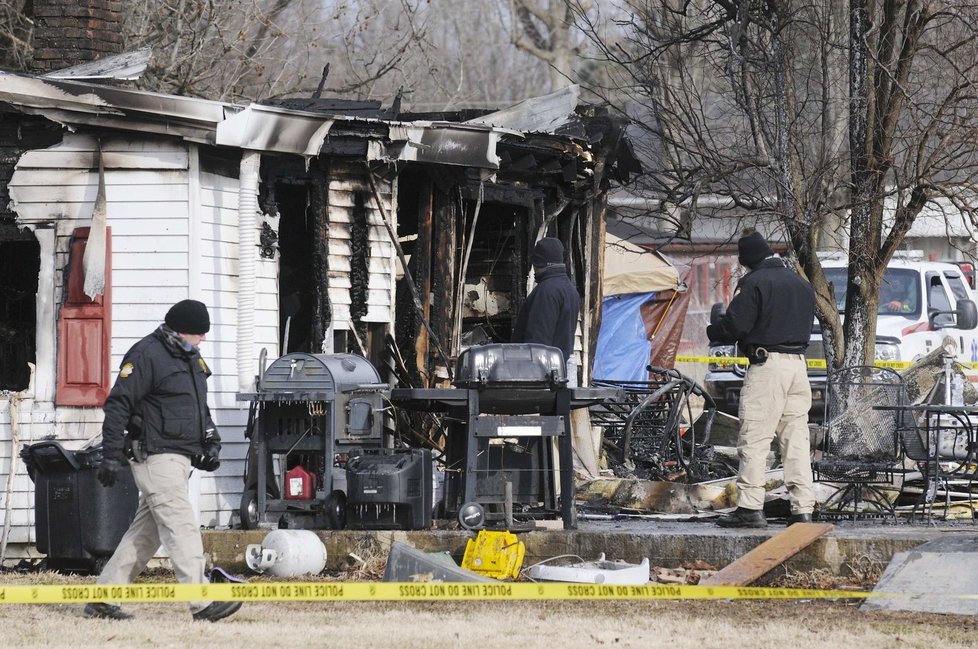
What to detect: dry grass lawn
<box><xmin>1</xmin><ymin>572</ymin><xmax>976</xmax><ymax>649</ymax></box>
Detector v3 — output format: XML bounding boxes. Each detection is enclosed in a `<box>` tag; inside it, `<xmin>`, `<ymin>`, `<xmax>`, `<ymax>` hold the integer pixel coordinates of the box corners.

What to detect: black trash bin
<box><xmin>21</xmin><ymin>440</ymin><xmax>138</xmax><ymax>574</ymax></box>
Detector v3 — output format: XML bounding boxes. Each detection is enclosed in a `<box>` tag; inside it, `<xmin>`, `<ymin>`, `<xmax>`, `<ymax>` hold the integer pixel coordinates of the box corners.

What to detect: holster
<box><xmin>124</xmin><ymin>413</ymin><xmax>146</xmax><ymax>463</ymax></box>
<box><xmin>125</xmin><ymin>437</ymin><xmax>147</xmax><ymax>463</ymax></box>
<box><xmin>745</xmin><ymin>345</ymin><xmax>768</xmax><ymax>366</ymax></box>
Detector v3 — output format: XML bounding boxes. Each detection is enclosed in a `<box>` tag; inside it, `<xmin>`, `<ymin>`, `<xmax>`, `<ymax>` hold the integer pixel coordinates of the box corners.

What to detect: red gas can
<box><xmin>284</xmin><ymin>465</ymin><xmax>316</xmax><ymax>500</ymax></box>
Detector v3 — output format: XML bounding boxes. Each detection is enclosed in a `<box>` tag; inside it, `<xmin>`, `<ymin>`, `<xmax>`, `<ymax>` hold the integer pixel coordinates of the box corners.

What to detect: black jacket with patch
<box><xmin>706</xmin><ymin>257</ymin><xmax>815</xmax><ymax>351</ymax></box>
<box><xmin>512</xmin><ymin>264</ymin><xmax>582</xmax><ymax>361</ymax></box>
<box><xmin>101</xmin><ymin>327</ymin><xmax>218</xmax><ymax>461</ymax></box>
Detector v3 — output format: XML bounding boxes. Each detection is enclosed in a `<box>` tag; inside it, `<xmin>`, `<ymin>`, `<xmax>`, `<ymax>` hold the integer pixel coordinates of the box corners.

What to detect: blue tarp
<box><xmin>593</xmin><ymin>292</ymin><xmax>655</xmax><ymax>381</ymax></box>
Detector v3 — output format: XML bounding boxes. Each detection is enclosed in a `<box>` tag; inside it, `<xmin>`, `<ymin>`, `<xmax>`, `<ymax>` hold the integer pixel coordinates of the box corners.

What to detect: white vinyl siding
<box><xmin>3</xmin><ymin>133</ymin><xmax>193</xmax><ymax>549</ymax></box>
<box><xmin>192</xmin><ymin>152</ymin><xmax>276</xmax><ymax>527</ymax></box>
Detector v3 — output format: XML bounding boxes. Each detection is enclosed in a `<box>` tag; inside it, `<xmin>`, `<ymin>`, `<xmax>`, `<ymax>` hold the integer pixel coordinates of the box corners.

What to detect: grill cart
<box><xmin>237</xmin><ymin>352</ymin><xmax>386</xmax><ymax>529</ymax></box>
<box><xmin>391</xmin><ymin>343</ymin><xmax>620</xmax><ymax>530</ymax></box>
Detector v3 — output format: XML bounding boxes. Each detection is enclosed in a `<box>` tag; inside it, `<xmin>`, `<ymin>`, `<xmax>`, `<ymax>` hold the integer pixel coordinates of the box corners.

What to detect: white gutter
<box><xmin>608</xmin><ymin>194</ymin><xmax>737</xmax><ymax>210</ymax></box>
<box><xmin>237</xmin><ymin>151</ymin><xmax>260</xmax><ymax>392</ymax></box>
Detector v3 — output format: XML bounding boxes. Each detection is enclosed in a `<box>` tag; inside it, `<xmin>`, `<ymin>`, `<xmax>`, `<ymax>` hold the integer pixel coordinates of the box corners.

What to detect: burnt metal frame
<box><xmin>892</xmin><ymin>402</ymin><xmax>978</xmax><ymax>523</ymax></box>
<box><xmin>813</xmin><ymin>365</ymin><xmax>906</xmax><ymax>521</ymax></box>
<box><xmin>591</xmin><ymin>367</ymin><xmax>717</xmax><ymax>482</ymax></box>
<box><xmin>254</xmin><ymin>399</ymin><xmax>334</xmax><ymax>525</ymax></box>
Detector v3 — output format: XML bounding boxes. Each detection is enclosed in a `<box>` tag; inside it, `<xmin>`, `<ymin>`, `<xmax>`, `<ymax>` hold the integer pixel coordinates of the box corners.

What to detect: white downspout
<box><xmin>237</xmin><ymin>151</ymin><xmax>261</xmax><ymax>393</ymax></box>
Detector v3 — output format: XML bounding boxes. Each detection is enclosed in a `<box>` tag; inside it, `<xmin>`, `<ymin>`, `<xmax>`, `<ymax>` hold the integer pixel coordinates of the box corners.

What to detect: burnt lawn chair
<box><xmin>813</xmin><ymin>365</ymin><xmax>907</xmax><ymax>520</ymax></box>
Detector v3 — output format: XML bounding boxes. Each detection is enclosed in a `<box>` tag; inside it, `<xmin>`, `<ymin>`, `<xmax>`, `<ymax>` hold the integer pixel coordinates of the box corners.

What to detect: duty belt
<box><xmin>746</xmin><ymin>346</ymin><xmax>808</xmax><ymax>365</ymax></box>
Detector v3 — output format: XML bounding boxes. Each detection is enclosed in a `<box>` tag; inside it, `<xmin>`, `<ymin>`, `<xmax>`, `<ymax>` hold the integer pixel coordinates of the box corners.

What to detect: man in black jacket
<box><xmin>512</xmin><ymin>237</ymin><xmax>582</xmax><ymax>362</ymax></box>
<box><xmin>707</xmin><ymin>232</ymin><xmax>816</xmax><ymax>528</ymax></box>
<box><xmin>86</xmin><ymin>300</ymin><xmax>241</xmax><ymax>622</ymax></box>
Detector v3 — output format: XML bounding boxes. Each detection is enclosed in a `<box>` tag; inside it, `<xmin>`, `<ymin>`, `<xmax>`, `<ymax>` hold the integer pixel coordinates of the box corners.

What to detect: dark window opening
<box><xmin>0</xmin><ymin>231</ymin><xmax>40</xmax><ymax>392</ymax></box>
<box><xmin>928</xmin><ymin>273</ymin><xmax>954</xmax><ymax>327</ymax></box>
<box><xmin>459</xmin><ymin>201</ymin><xmax>524</xmax><ymax>346</ymax></box>
<box><xmin>394</xmin><ymin>168</ymin><xmax>533</xmax><ymax>362</ymax></box>
<box><xmin>276</xmin><ymin>183</ymin><xmax>315</xmax><ymax>354</ymax></box>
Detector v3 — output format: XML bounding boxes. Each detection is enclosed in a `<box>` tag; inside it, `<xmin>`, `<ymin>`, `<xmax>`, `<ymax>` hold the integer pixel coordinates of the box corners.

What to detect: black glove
<box><xmin>193</xmin><ymin>444</ymin><xmax>221</xmax><ymax>472</ymax></box>
<box><xmin>97</xmin><ymin>457</ymin><xmax>122</xmax><ymax>487</ymax></box>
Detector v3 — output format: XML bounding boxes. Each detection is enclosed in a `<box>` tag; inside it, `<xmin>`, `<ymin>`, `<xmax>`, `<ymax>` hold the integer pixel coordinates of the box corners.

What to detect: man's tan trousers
<box><xmin>736</xmin><ymin>352</ymin><xmax>815</xmax><ymax>514</ymax></box>
<box><xmin>97</xmin><ymin>453</ymin><xmax>208</xmax><ymax>612</ymax></box>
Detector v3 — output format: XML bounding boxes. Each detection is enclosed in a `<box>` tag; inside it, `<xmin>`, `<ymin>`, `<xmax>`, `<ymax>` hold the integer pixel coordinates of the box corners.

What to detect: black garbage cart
<box><xmin>21</xmin><ymin>440</ymin><xmax>138</xmax><ymax>574</ymax></box>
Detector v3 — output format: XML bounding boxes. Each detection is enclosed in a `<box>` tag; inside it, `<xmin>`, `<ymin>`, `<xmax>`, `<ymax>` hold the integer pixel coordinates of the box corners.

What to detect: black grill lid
<box><xmin>454</xmin><ymin>343</ymin><xmax>566</xmax><ymax>388</ymax></box>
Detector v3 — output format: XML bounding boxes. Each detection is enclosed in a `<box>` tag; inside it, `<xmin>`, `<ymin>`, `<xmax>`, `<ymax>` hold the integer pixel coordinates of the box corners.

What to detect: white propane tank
<box><xmin>245</xmin><ymin>529</ymin><xmax>327</xmax><ymax>577</ymax></box>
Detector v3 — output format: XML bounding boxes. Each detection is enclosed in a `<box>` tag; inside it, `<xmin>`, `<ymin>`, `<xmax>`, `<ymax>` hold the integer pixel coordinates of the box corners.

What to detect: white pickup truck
<box><xmin>704</xmin><ymin>254</ymin><xmax>978</xmax><ymax>420</ymax></box>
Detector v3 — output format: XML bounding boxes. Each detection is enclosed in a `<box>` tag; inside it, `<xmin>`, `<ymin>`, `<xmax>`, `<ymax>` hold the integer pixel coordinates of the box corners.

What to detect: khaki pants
<box><xmin>736</xmin><ymin>352</ymin><xmax>815</xmax><ymax>514</ymax></box>
<box><xmin>97</xmin><ymin>453</ymin><xmax>208</xmax><ymax>612</ymax></box>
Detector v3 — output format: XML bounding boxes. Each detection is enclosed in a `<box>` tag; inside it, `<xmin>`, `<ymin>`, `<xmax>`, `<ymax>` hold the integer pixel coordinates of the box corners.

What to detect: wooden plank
<box><xmin>700</xmin><ymin>523</ymin><xmax>834</xmax><ymax>586</ymax></box>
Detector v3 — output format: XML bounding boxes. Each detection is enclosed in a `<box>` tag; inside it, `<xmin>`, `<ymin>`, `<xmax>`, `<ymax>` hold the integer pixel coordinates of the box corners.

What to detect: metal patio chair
<box><xmin>813</xmin><ymin>365</ymin><xmax>907</xmax><ymax>520</ymax></box>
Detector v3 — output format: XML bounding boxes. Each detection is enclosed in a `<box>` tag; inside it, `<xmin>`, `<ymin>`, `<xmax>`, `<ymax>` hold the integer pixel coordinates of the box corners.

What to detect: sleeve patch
<box><xmin>119</xmin><ymin>362</ymin><xmax>135</xmax><ymax>378</ymax></box>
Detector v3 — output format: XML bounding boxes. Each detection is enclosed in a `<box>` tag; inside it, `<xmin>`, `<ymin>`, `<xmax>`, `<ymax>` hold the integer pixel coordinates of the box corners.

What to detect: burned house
<box><xmin>0</xmin><ymin>70</ymin><xmax>636</xmax><ymax>557</ymax></box>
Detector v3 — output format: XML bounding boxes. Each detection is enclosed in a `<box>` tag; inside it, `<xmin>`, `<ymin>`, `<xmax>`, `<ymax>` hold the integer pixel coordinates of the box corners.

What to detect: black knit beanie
<box><xmin>165</xmin><ymin>299</ymin><xmax>210</xmax><ymax>334</ymax></box>
<box><xmin>738</xmin><ymin>232</ymin><xmax>774</xmax><ymax>269</ymax></box>
<box><xmin>532</xmin><ymin>237</ymin><xmax>564</xmax><ymax>267</ymax></box>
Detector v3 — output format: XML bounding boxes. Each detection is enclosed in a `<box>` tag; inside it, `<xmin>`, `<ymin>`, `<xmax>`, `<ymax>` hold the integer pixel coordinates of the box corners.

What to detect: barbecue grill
<box><xmin>391</xmin><ymin>343</ymin><xmax>620</xmax><ymax>529</ymax></box>
<box><xmin>237</xmin><ymin>352</ymin><xmax>386</xmax><ymax>529</ymax></box>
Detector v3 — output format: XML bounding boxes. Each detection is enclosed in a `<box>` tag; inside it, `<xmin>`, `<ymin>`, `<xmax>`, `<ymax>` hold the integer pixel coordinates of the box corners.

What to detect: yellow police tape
<box><xmin>0</xmin><ymin>581</ymin><xmax>961</xmax><ymax>604</ymax></box>
<box><xmin>674</xmin><ymin>355</ymin><xmax>916</xmax><ymax>370</ymax></box>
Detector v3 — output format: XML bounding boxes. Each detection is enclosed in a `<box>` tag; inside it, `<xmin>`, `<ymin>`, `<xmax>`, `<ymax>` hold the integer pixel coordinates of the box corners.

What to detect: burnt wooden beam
<box><xmin>509</xmin><ymin>202</ymin><xmax>535</xmax><ymax>333</ymax></box>
<box><xmin>413</xmin><ymin>179</ymin><xmax>433</xmax><ymax>385</ymax></box>
<box><xmin>458</xmin><ymin>182</ymin><xmax>538</xmax><ymax>207</ymax></box>
<box><xmin>309</xmin><ymin>161</ymin><xmax>331</xmax><ymax>349</ymax></box>
<box><xmin>432</xmin><ymin>189</ymin><xmax>457</xmax><ymax>378</ymax></box>
<box><xmin>584</xmin><ymin>199</ymin><xmax>606</xmax><ymax>386</ymax></box>
<box><xmin>349</xmin><ymin>188</ymin><xmax>370</xmax><ymax>348</ymax></box>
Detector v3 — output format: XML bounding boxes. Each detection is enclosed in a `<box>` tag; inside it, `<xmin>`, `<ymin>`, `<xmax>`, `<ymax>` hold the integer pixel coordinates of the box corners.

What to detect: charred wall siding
<box><xmin>260</xmin><ymin>158</ymin><xmax>396</xmax><ymax>354</ymax></box>
<box><xmin>4</xmin><ymin>133</ymin><xmax>196</xmax><ymax>544</ymax></box>
<box><xmin>0</xmin><ymin>115</ymin><xmax>63</xmax><ymax>226</ymax></box>
<box><xmin>324</xmin><ymin>162</ymin><xmax>396</xmax><ymax>336</ymax></box>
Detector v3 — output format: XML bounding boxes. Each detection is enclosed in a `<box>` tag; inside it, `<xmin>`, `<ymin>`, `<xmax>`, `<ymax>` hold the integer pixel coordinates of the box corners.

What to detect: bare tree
<box><xmin>317</xmin><ymin>0</ymin><xmax>555</xmax><ymax>110</ymax></box>
<box><xmin>120</xmin><ymin>0</ymin><xmax>327</xmax><ymax>101</ymax></box>
<box><xmin>0</xmin><ymin>0</ymin><xmax>33</xmax><ymax>71</ymax></box>
<box><xmin>511</xmin><ymin>0</ymin><xmax>588</xmax><ymax>89</ymax></box>
<box><xmin>4</xmin><ymin>1</ymin><xmax>567</xmax><ymax>110</ymax></box>
<box><xmin>572</xmin><ymin>0</ymin><xmax>978</xmax><ymax>370</ymax></box>
<box><xmin>120</xmin><ymin>0</ymin><xmax>559</xmax><ymax>109</ymax></box>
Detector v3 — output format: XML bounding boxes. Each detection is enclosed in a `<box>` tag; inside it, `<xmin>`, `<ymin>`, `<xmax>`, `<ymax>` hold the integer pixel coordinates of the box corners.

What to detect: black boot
<box><xmin>192</xmin><ymin>601</ymin><xmax>242</xmax><ymax>622</ymax></box>
<box><xmin>84</xmin><ymin>602</ymin><xmax>134</xmax><ymax>620</ymax></box>
<box><xmin>787</xmin><ymin>513</ymin><xmax>812</xmax><ymax>524</ymax></box>
<box><xmin>716</xmin><ymin>507</ymin><xmax>767</xmax><ymax>528</ymax></box>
